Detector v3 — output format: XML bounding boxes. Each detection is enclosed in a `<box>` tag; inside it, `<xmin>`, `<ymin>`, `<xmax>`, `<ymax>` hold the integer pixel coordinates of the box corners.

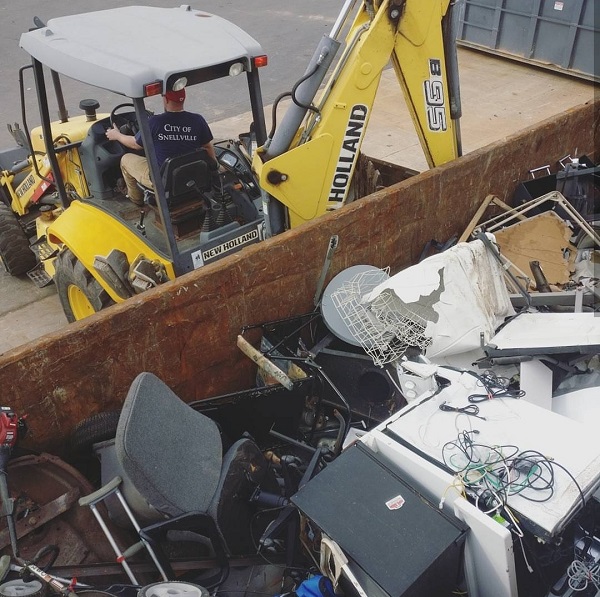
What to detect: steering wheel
<box><xmin>109</xmin><ymin>103</ymin><xmax>152</xmax><ymax>136</ymax></box>
<box><xmin>110</xmin><ymin>103</ymin><xmax>135</xmax><ymax>130</ymax></box>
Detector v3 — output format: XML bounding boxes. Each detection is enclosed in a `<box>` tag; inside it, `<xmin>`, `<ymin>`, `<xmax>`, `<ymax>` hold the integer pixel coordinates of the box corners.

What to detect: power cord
<box><xmin>567</xmin><ymin>559</ymin><xmax>600</xmax><ymax>592</ymax></box>
<box><xmin>439</xmin><ymin>402</ymin><xmax>485</xmax><ymax>420</ymax></box>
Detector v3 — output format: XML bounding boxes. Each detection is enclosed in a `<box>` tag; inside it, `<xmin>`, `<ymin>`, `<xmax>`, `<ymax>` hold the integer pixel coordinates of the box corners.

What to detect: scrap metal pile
<box><xmin>0</xmin><ymin>154</ymin><xmax>597</xmax><ymax>597</ymax></box>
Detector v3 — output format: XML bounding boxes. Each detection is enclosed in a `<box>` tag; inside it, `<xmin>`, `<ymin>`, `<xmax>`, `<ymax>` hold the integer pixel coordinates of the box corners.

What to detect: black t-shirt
<box><xmin>135</xmin><ymin>110</ymin><xmax>213</xmax><ymax>167</ymax></box>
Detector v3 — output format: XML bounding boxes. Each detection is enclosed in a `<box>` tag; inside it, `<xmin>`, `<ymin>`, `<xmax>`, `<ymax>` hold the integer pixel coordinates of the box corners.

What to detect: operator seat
<box><xmin>140</xmin><ymin>148</ymin><xmax>216</xmax><ymax>206</ymax></box>
<box><xmin>141</xmin><ymin>148</ymin><xmax>219</xmax><ymax>238</ymax></box>
<box><xmin>113</xmin><ymin>372</ymin><xmax>271</xmax><ymax>572</ymax></box>
<box><xmin>160</xmin><ymin>148</ymin><xmax>216</xmax><ymax>207</ymax></box>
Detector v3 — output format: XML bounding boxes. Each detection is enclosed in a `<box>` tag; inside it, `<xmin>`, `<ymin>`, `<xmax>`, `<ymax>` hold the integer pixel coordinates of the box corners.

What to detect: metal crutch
<box><xmin>79</xmin><ymin>476</ymin><xmax>169</xmax><ymax>584</ymax></box>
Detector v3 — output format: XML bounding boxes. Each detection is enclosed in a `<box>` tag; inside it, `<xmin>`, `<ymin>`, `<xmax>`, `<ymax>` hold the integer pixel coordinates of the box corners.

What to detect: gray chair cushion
<box><xmin>115</xmin><ymin>372</ymin><xmax>222</xmax><ymax>517</ymax></box>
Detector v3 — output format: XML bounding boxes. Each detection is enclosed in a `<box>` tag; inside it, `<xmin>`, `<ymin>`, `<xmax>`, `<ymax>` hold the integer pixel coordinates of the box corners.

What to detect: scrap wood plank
<box><xmin>459</xmin><ymin>194</ymin><xmax>527</xmax><ymax>243</ymax></box>
<box><xmin>0</xmin><ymin>487</ymin><xmax>79</xmax><ymax>550</ymax></box>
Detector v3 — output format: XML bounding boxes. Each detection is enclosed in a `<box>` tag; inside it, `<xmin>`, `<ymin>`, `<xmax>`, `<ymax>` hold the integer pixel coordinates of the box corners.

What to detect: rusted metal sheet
<box><xmin>0</xmin><ymin>453</ymin><xmax>125</xmax><ymax>565</ymax></box>
<box><xmin>0</xmin><ymin>100</ymin><xmax>597</xmax><ymax>455</ymax></box>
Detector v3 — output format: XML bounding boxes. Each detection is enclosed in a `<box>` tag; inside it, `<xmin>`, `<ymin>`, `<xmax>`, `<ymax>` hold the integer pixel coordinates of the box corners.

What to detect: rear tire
<box><xmin>54</xmin><ymin>248</ymin><xmax>115</xmax><ymax>322</ymax></box>
<box><xmin>68</xmin><ymin>410</ymin><xmax>121</xmax><ymax>455</ymax></box>
<box><xmin>0</xmin><ymin>203</ymin><xmax>37</xmax><ymax>275</ymax></box>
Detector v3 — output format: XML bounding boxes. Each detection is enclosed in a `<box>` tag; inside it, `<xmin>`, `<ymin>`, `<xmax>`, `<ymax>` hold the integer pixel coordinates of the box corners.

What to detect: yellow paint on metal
<box><xmin>253</xmin><ymin>0</ymin><xmax>459</xmax><ymax>228</ymax></box>
<box><xmin>46</xmin><ymin>201</ymin><xmax>176</xmax><ymax>302</ymax></box>
<box><xmin>67</xmin><ymin>284</ymin><xmax>96</xmax><ymax>320</ymax></box>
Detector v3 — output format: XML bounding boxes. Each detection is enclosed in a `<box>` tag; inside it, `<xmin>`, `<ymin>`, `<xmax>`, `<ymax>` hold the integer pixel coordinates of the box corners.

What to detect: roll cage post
<box><xmin>245</xmin><ymin>68</ymin><xmax>268</xmax><ymax>147</ymax></box>
<box><xmin>31</xmin><ymin>57</ymin><xmax>70</xmax><ymax>209</ymax></box>
<box><xmin>133</xmin><ymin>96</ymin><xmax>181</xmax><ymax>270</ymax></box>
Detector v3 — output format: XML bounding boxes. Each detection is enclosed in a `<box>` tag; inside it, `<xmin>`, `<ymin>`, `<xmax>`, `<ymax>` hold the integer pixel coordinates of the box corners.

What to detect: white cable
<box><xmin>567</xmin><ymin>560</ymin><xmax>600</xmax><ymax>591</ymax></box>
<box><xmin>518</xmin><ymin>536</ymin><xmax>534</xmax><ymax>574</ymax></box>
<box><xmin>503</xmin><ymin>506</ymin><xmax>524</xmax><ymax>538</ymax></box>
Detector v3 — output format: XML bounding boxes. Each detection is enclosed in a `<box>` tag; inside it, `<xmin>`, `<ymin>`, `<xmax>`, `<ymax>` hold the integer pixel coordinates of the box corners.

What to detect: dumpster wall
<box><xmin>2</xmin><ymin>100</ymin><xmax>597</xmax><ymax>453</ymax></box>
<box><xmin>457</xmin><ymin>0</ymin><xmax>599</xmax><ymax>82</ymax></box>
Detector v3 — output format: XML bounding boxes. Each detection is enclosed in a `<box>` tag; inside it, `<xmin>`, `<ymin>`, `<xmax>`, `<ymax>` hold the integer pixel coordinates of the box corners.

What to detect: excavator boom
<box><xmin>253</xmin><ymin>0</ymin><xmax>461</xmax><ymax>231</ymax></box>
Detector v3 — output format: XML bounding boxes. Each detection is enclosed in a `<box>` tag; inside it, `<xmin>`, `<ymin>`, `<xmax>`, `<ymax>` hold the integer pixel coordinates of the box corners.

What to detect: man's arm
<box><xmin>106</xmin><ymin>124</ymin><xmax>143</xmax><ymax>151</ymax></box>
<box><xmin>202</xmin><ymin>141</ymin><xmax>217</xmax><ymax>164</ymax></box>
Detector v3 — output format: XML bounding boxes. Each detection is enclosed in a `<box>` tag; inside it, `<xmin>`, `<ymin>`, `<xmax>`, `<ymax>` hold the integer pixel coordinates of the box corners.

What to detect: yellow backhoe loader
<box><xmin>0</xmin><ymin>1</ymin><xmax>461</xmax><ymax>322</ymax></box>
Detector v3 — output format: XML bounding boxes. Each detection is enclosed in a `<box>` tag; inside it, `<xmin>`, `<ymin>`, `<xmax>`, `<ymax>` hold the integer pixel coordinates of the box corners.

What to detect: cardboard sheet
<box><xmin>494</xmin><ymin>211</ymin><xmax>577</xmax><ymax>286</ymax></box>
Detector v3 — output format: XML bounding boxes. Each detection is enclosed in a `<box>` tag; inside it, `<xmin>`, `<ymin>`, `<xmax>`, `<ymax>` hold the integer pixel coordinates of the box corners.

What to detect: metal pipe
<box><xmin>264</xmin><ymin>34</ymin><xmax>341</xmax><ymax>159</ymax></box>
<box><xmin>530</xmin><ymin>260</ymin><xmax>551</xmax><ymax>293</ymax></box>
<box><xmin>18</xmin><ymin>65</ymin><xmax>52</xmax><ymax>186</ymax></box>
<box><xmin>268</xmin><ymin>428</ymin><xmax>317</xmax><ymax>454</ymax></box>
<box><xmin>88</xmin><ymin>503</ymin><xmax>139</xmax><ymax>585</ymax></box>
<box><xmin>133</xmin><ymin>97</ymin><xmax>178</xmax><ymax>267</ymax></box>
<box><xmin>443</xmin><ymin>0</ymin><xmax>463</xmax><ymax>155</ymax></box>
<box><xmin>114</xmin><ymin>488</ymin><xmax>169</xmax><ymax>581</ymax></box>
<box><xmin>330</xmin><ymin>0</ymin><xmax>360</xmax><ymax>40</ymax></box>
<box><xmin>50</xmin><ymin>70</ymin><xmax>69</xmax><ymax>123</ymax></box>
<box><xmin>301</xmin><ymin>21</ymin><xmax>370</xmax><ymax>143</ymax></box>
<box><xmin>332</xmin><ymin>409</ymin><xmax>346</xmax><ymax>456</ymax></box>
<box><xmin>0</xmin><ymin>458</ymin><xmax>18</xmax><ymax>558</ymax></box>
<box><xmin>443</xmin><ymin>0</ymin><xmax>463</xmax><ymax>120</ymax></box>
<box><xmin>246</xmin><ymin>69</ymin><xmax>267</xmax><ymax>146</ymax></box>
<box><xmin>31</xmin><ymin>58</ymin><xmax>70</xmax><ymax>207</ymax></box>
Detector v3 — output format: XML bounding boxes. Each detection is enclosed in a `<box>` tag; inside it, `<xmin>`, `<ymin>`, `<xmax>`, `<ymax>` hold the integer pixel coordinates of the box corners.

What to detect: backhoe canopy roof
<box><xmin>19</xmin><ymin>5</ymin><xmax>265</xmax><ymax>98</ymax></box>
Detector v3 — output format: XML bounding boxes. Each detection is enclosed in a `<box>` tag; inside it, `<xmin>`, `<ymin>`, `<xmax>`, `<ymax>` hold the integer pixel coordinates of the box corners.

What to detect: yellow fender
<box><xmin>47</xmin><ymin>201</ymin><xmax>175</xmax><ymax>301</ymax></box>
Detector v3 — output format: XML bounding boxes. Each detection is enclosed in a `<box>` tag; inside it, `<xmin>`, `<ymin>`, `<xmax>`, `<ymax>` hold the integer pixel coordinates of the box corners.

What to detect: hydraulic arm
<box><xmin>253</xmin><ymin>0</ymin><xmax>462</xmax><ymax>233</ymax></box>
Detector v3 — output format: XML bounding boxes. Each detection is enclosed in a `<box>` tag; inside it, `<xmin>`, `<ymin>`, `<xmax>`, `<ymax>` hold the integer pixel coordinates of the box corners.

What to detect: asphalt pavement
<box><xmin>0</xmin><ymin>5</ymin><xmax>596</xmax><ymax>354</ymax></box>
<box><xmin>0</xmin><ymin>1</ymin><xmax>341</xmax><ymax>149</ymax></box>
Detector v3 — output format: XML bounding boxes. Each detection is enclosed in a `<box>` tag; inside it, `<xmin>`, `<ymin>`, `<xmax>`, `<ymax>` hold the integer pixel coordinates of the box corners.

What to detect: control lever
<box><xmin>137</xmin><ymin>208</ymin><xmax>146</xmax><ymax>236</ymax></box>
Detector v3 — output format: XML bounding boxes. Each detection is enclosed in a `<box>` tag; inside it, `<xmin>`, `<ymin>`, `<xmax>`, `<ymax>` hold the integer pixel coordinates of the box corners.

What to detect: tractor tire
<box><xmin>0</xmin><ymin>203</ymin><xmax>37</xmax><ymax>275</ymax></box>
<box><xmin>68</xmin><ymin>410</ymin><xmax>121</xmax><ymax>455</ymax></box>
<box><xmin>54</xmin><ymin>248</ymin><xmax>115</xmax><ymax>322</ymax></box>
<box><xmin>65</xmin><ymin>410</ymin><xmax>120</xmax><ymax>481</ymax></box>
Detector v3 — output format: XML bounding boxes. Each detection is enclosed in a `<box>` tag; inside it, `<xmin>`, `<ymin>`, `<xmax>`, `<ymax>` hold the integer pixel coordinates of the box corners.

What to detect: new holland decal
<box><xmin>192</xmin><ymin>228</ymin><xmax>260</xmax><ymax>269</ymax></box>
<box><xmin>328</xmin><ymin>104</ymin><xmax>368</xmax><ymax>203</ymax></box>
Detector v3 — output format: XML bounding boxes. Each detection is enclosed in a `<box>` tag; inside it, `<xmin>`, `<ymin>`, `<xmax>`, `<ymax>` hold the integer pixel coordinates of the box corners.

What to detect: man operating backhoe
<box><xmin>106</xmin><ymin>88</ymin><xmax>216</xmax><ymax>206</ymax></box>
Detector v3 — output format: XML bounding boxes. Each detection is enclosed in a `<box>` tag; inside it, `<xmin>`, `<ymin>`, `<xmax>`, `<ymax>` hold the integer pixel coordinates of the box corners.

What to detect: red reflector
<box><xmin>253</xmin><ymin>55</ymin><xmax>268</xmax><ymax>68</ymax></box>
<box><xmin>47</xmin><ymin>233</ymin><xmax>61</xmax><ymax>245</ymax></box>
<box><xmin>144</xmin><ymin>81</ymin><xmax>163</xmax><ymax>97</ymax></box>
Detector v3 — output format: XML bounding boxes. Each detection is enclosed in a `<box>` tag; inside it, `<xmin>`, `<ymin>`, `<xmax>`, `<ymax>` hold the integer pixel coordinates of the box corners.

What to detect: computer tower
<box><xmin>292</xmin><ymin>443</ymin><xmax>467</xmax><ymax>597</ymax></box>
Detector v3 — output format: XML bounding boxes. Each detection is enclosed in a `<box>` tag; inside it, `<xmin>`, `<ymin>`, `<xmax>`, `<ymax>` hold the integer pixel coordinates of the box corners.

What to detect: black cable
<box><xmin>268</xmin><ymin>92</ymin><xmax>293</xmax><ymax>139</ymax></box>
<box><xmin>437</xmin><ymin>366</ymin><xmax>524</xmax><ymax>402</ymax></box>
<box><xmin>290</xmin><ymin>65</ymin><xmax>321</xmax><ymax>113</ymax></box>
<box><xmin>467</xmin><ymin>369</ymin><xmax>525</xmax><ymax>402</ymax></box>
<box><xmin>31</xmin><ymin>544</ymin><xmax>60</xmax><ymax>571</ymax></box>
<box><xmin>439</xmin><ymin>402</ymin><xmax>485</xmax><ymax>419</ymax></box>
<box><xmin>267</xmin><ymin>63</ymin><xmax>321</xmax><ymax>140</ymax></box>
<box><xmin>441</xmin><ymin>434</ymin><xmax>584</xmax><ymax>515</ymax></box>
<box><xmin>468</xmin><ymin>388</ymin><xmax>525</xmax><ymax>402</ymax></box>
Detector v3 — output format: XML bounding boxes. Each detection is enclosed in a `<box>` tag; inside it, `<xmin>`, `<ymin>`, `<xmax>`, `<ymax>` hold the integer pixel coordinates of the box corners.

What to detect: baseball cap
<box><xmin>165</xmin><ymin>88</ymin><xmax>186</xmax><ymax>103</ymax></box>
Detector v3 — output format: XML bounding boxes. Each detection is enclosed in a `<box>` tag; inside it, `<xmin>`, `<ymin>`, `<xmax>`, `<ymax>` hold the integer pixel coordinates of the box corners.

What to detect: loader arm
<box><xmin>253</xmin><ymin>0</ymin><xmax>460</xmax><ymax>230</ymax></box>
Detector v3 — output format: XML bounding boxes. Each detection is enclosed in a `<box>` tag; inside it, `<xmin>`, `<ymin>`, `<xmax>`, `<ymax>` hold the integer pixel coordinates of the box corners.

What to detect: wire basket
<box><xmin>331</xmin><ymin>268</ymin><xmax>432</xmax><ymax>366</ymax></box>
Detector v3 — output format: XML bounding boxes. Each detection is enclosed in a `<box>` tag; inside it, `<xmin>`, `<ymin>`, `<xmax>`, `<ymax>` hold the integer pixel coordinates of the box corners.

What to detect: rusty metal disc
<box><xmin>0</xmin><ymin>453</ymin><xmax>131</xmax><ymax>571</ymax></box>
